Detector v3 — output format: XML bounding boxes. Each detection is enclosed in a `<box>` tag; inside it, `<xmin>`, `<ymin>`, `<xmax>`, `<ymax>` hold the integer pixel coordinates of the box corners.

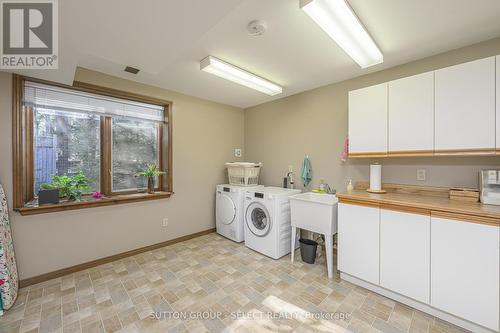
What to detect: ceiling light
<box><xmin>300</xmin><ymin>0</ymin><xmax>383</xmax><ymax>68</ymax></box>
<box><xmin>200</xmin><ymin>56</ymin><xmax>283</xmax><ymax>96</ymax></box>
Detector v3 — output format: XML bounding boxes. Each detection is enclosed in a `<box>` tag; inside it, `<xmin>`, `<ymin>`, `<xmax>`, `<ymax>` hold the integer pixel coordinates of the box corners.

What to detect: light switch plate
<box><xmin>416</xmin><ymin>169</ymin><xmax>426</xmax><ymax>181</ymax></box>
<box><xmin>234</xmin><ymin>148</ymin><xmax>242</xmax><ymax>157</ymax></box>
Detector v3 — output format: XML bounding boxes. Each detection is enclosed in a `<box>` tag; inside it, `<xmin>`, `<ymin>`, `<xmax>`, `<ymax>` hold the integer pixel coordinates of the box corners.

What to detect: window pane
<box><xmin>112</xmin><ymin>118</ymin><xmax>159</xmax><ymax>191</ymax></box>
<box><xmin>33</xmin><ymin>109</ymin><xmax>101</xmax><ymax>195</ymax></box>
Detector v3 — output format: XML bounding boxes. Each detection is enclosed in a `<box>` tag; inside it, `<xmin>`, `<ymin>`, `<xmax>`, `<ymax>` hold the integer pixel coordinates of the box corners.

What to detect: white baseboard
<box><xmin>340</xmin><ymin>273</ymin><xmax>497</xmax><ymax>333</ymax></box>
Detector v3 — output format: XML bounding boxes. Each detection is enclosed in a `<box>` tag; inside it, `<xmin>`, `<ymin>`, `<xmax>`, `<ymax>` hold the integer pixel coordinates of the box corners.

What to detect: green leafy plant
<box><xmin>40</xmin><ymin>183</ymin><xmax>55</xmax><ymax>190</ymax></box>
<box><xmin>41</xmin><ymin>171</ymin><xmax>90</xmax><ymax>201</ymax></box>
<box><xmin>137</xmin><ymin>164</ymin><xmax>165</xmax><ymax>179</ymax></box>
<box><xmin>137</xmin><ymin>164</ymin><xmax>165</xmax><ymax>194</ymax></box>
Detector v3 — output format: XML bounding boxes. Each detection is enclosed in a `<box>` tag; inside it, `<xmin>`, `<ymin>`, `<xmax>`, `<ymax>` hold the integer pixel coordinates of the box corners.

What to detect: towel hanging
<box><xmin>340</xmin><ymin>137</ymin><xmax>349</xmax><ymax>162</ymax></box>
<box><xmin>301</xmin><ymin>156</ymin><xmax>312</xmax><ymax>186</ymax></box>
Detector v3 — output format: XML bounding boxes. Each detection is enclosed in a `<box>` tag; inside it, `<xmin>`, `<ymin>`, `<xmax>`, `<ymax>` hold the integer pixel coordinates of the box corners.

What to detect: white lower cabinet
<box><xmin>338</xmin><ymin>203</ymin><xmax>379</xmax><ymax>284</ymax></box>
<box><xmin>338</xmin><ymin>202</ymin><xmax>500</xmax><ymax>331</ymax></box>
<box><xmin>431</xmin><ymin>216</ymin><xmax>499</xmax><ymax>331</ymax></box>
<box><xmin>380</xmin><ymin>209</ymin><xmax>430</xmax><ymax>303</ymax></box>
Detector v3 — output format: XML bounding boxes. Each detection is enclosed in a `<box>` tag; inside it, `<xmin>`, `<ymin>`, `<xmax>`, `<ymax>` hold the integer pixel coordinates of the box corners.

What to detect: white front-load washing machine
<box><xmin>244</xmin><ymin>187</ymin><xmax>301</xmax><ymax>259</ymax></box>
<box><xmin>216</xmin><ymin>184</ymin><xmax>263</xmax><ymax>242</ymax></box>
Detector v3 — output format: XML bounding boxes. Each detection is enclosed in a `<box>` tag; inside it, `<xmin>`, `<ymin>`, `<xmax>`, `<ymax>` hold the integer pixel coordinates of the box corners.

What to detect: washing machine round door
<box><xmin>216</xmin><ymin>194</ymin><xmax>236</xmax><ymax>225</ymax></box>
<box><xmin>245</xmin><ymin>202</ymin><xmax>271</xmax><ymax>237</ymax></box>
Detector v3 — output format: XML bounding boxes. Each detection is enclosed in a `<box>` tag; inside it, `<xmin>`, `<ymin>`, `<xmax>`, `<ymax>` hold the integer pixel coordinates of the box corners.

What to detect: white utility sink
<box><xmin>290</xmin><ymin>192</ymin><xmax>338</xmax><ymax>234</ymax></box>
<box><xmin>289</xmin><ymin>192</ymin><xmax>338</xmax><ymax>278</ymax></box>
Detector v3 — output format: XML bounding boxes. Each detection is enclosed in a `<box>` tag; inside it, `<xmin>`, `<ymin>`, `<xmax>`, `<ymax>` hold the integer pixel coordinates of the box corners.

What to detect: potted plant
<box><xmin>38</xmin><ymin>183</ymin><xmax>60</xmax><ymax>205</ymax></box>
<box><xmin>40</xmin><ymin>171</ymin><xmax>91</xmax><ymax>202</ymax></box>
<box><xmin>137</xmin><ymin>164</ymin><xmax>165</xmax><ymax>194</ymax></box>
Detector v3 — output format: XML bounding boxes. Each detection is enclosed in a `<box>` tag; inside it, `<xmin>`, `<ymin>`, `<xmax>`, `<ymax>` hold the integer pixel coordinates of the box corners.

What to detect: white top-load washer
<box><xmin>244</xmin><ymin>187</ymin><xmax>301</xmax><ymax>259</ymax></box>
<box><xmin>216</xmin><ymin>184</ymin><xmax>264</xmax><ymax>242</ymax></box>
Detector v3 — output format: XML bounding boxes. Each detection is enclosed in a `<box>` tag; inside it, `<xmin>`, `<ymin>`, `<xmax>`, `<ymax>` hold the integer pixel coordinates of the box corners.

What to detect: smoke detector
<box><xmin>247</xmin><ymin>20</ymin><xmax>267</xmax><ymax>36</ymax></box>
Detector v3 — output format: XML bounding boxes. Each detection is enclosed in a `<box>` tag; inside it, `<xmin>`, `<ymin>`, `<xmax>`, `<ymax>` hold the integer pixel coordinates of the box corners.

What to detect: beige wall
<box><xmin>245</xmin><ymin>37</ymin><xmax>500</xmax><ymax>192</ymax></box>
<box><xmin>4</xmin><ymin>37</ymin><xmax>500</xmax><ymax>280</ymax></box>
<box><xmin>0</xmin><ymin>68</ymin><xmax>244</xmax><ymax>279</ymax></box>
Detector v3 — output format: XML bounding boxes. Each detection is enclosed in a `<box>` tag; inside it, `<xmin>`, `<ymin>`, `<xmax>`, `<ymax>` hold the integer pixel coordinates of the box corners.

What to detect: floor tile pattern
<box><xmin>0</xmin><ymin>233</ymin><xmax>470</xmax><ymax>333</ymax></box>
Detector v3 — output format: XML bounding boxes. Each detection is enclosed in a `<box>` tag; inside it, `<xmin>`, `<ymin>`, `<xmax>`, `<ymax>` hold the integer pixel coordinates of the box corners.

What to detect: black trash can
<box><xmin>299</xmin><ymin>238</ymin><xmax>318</xmax><ymax>264</ymax></box>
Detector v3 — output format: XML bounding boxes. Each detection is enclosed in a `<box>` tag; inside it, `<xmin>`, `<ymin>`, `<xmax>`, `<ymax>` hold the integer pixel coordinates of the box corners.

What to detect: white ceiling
<box><xmin>12</xmin><ymin>0</ymin><xmax>500</xmax><ymax>108</ymax></box>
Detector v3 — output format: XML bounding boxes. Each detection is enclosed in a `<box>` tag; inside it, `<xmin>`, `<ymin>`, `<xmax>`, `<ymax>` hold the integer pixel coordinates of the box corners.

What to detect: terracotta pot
<box><xmin>147</xmin><ymin>177</ymin><xmax>155</xmax><ymax>194</ymax></box>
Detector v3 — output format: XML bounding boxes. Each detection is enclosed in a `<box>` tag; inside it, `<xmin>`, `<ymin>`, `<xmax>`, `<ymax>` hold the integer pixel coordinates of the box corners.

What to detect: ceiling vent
<box><xmin>247</xmin><ymin>20</ymin><xmax>267</xmax><ymax>36</ymax></box>
<box><xmin>124</xmin><ymin>66</ymin><xmax>140</xmax><ymax>74</ymax></box>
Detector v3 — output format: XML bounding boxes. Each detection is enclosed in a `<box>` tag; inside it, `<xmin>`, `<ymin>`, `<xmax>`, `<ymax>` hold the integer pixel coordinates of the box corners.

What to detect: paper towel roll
<box><xmin>370</xmin><ymin>164</ymin><xmax>382</xmax><ymax>191</ymax></box>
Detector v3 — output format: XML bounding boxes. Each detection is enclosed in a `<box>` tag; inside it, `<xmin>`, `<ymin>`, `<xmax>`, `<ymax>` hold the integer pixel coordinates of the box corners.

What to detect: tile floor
<box><xmin>0</xmin><ymin>233</ymin><xmax>470</xmax><ymax>333</ymax></box>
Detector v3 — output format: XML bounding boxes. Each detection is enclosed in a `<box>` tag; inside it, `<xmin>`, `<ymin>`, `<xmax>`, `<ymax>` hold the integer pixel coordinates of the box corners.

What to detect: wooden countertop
<box><xmin>337</xmin><ymin>190</ymin><xmax>500</xmax><ymax>226</ymax></box>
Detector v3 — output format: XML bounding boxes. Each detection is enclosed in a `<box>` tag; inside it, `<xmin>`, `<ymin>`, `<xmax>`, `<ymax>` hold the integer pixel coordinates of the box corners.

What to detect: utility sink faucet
<box><xmin>324</xmin><ymin>184</ymin><xmax>336</xmax><ymax>194</ymax></box>
<box><xmin>319</xmin><ymin>180</ymin><xmax>336</xmax><ymax>194</ymax></box>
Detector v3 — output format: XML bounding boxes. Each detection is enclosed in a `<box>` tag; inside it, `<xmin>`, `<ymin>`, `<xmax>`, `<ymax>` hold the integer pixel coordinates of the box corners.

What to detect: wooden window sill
<box><xmin>15</xmin><ymin>191</ymin><xmax>173</xmax><ymax>216</ymax></box>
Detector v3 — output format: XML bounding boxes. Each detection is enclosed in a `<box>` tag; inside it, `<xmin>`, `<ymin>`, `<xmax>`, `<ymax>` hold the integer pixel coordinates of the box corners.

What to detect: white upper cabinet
<box><xmin>380</xmin><ymin>209</ymin><xmax>430</xmax><ymax>303</ymax></box>
<box><xmin>348</xmin><ymin>83</ymin><xmax>388</xmax><ymax>155</ymax></box>
<box><xmin>496</xmin><ymin>56</ymin><xmax>500</xmax><ymax>150</ymax></box>
<box><xmin>388</xmin><ymin>72</ymin><xmax>434</xmax><ymax>153</ymax></box>
<box><xmin>348</xmin><ymin>55</ymin><xmax>498</xmax><ymax>157</ymax></box>
<box><xmin>431</xmin><ymin>216</ymin><xmax>499</xmax><ymax>331</ymax></box>
<box><xmin>434</xmin><ymin>57</ymin><xmax>496</xmax><ymax>152</ymax></box>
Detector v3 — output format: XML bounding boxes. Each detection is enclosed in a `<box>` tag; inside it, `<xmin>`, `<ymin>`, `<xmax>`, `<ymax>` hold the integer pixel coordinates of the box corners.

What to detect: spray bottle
<box><xmin>287</xmin><ymin>165</ymin><xmax>295</xmax><ymax>189</ymax></box>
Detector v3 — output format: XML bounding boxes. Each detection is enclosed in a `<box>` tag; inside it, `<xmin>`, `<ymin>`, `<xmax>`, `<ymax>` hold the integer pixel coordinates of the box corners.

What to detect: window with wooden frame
<box><xmin>12</xmin><ymin>75</ymin><xmax>173</xmax><ymax>215</ymax></box>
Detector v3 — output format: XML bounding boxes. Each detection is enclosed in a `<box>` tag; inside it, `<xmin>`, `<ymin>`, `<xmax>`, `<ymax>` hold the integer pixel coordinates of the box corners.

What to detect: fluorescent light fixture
<box><xmin>200</xmin><ymin>56</ymin><xmax>283</xmax><ymax>96</ymax></box>
<box><xmin>300</xmin><ymin>0</ymin><xmax>383</xmax><ymax>68</ymax></box>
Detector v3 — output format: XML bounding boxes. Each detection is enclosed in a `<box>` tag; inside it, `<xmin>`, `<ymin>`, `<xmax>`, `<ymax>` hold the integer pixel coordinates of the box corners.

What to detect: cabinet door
<box><xmin>338</xmin><ymin>203</ymin><xmax>379</xmax><ymax>284</ymax></box>
<box><xmin>380</xmin><ymin>209</ymin><xmax>430</xmax><ymax>303</ymax></box>
<box><xmin>435</xmin><ymin>57</ymin><xmax>495</xmax><ymax>152</ymax></box>
<box><xmin>496</xmin><ymin>55</ymin><xmax>500</xmax><ymax>151</ymax></box>
<box><xmin>431</xmin><ymin>216</ymin><xmax>499</xmax><ymax>331</ymax></box>
<box><xmin>348</xmin><ymin>83</ymin><xmax>387</xmax><ymax>155</ymax></box>
<box><xmin>388</xmin><ymin>72</ymin><xmax>434</xmax><ymax>153</ymax></box>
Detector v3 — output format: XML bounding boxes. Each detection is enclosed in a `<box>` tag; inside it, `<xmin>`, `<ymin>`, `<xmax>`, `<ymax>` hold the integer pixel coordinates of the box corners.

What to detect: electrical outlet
<box><xmin>416</xmin><ymin>169</ymin><xmax>426</xmax><ymax>181</ymax></box>
<box><xmin>162</xmin><ymin>218</ymin><xmax>169</xmax><ymax>227</ymax></box>
<box><xmin>234</xmin><ymin>148</ymin><xmax>242</xmax><ymax>157</ymax></box>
